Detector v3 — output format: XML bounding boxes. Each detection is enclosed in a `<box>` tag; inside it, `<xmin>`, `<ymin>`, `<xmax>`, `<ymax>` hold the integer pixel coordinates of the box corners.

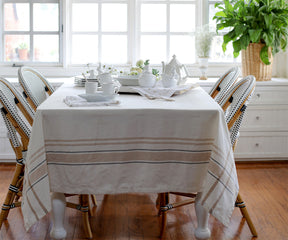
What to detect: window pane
<box><xmin>102</xmin><ymin>4</ymin><xmax>127</xmax><ymax>32</ymax></box>
<box><xmin>34</xmin><ymin>35</ymin><xmax>59</xmax><ymax>62</ymax></box>
<box><xmin>101</xmin><ymin>35</ymin><xmax>127</xmax><ymax>63</ymax></box>
<box><xmin>140</xmin><ymin>36</ymin><xmax>166</xmax><ymax>63</ymax></box>
<box><xmin>209</xmin><ymin>36</ymin><xmax>240</xmax><ymax>62</ymax></box>
<box><xmin>5</xmin><ymin>35</ymin><xmax>29</xmax><ymax>62</ymax></box>
<box><xmin>170</xmin><ymin>4</ymin><xmax>195</xmax><ymax>32</ymax></box>
<box><xmin>4</xmin><ymin>3</ymin><xmax>29</xmax><ymax>31</ymax></box>
<box><xmin>72</xmin><ymin>3</ymin><xmax>98</xmax><ymax>32</ymax></box>
<box><xmin>141</xmin><ymin>4</ymin><xmax>166</xmax><ymax>32</ymax></box>
<box><xmin>72</xmin><ymin>35</ymin><xmax>98</xmax><ymax>64</ymax></box>
<box><xmin>170</xmin><ymin>36</ymin><xmax>195</xmax><ymax>63</ymax></box>
<box><xmin>33</xmin><ymin>3</ymin><xmax>59</xmax><ymax>31</ymax></box>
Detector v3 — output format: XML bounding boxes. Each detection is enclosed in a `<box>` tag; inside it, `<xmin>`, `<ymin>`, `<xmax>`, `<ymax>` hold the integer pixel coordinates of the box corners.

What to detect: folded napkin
<box><xmin>131</xmin><ymin>83</ymin><xmax>199</xmax><ymax>101</ymax></box>
<box><xmin>64</xmin><ymin>95</ymin><xmax>120</xmax><ymax>107</ymax></box>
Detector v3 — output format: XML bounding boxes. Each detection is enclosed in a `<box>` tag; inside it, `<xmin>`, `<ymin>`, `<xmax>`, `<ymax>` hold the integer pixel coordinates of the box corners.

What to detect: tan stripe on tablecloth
<box><xmin>46</xmin><ymin>150</ymin><xmax>211</xmax><ymax>164</ymax></box>
<box><xmin>45</xmin><ymin>137</ymin><xmax>214</xmax><ymax>143</ymax></box>
<box><xmin>28</xmin><ymin>163</ymin><xmax>48</xmax><ymax>186</ymax></box>
<box><xmin>200</xmin><ymin>147</ymin><xmax>233</xmax><ymax>206</ymax></box>
<box><xmin>29</xmin><ymin>147</ymin><xmax>46</xmax><ymax>164</ymax></box>
<box><xmin>45</xmin><ymin>140</ymin><xmax>213</xmax><ymax>147</ymax></box>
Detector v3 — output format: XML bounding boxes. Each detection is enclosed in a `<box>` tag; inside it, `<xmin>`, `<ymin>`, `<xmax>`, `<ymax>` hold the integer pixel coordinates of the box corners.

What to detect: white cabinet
<box><xmin>198</xmin><ymin>78</ymin><xmax>288</xmax><ymax>161</ymax></box>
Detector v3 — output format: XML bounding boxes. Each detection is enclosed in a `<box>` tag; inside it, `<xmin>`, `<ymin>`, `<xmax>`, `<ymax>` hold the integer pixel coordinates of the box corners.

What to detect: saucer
<box><xmin>79</xmin><ymin>92</ymin><xmax>118</xmax><ymax>102</ymax></box>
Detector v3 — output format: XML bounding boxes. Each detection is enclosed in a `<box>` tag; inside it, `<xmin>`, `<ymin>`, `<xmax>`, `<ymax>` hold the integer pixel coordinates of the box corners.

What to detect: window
<box><xmin>0</xmin><ymin>0</ymin><xmax>238</xmax><ymax>73</ymax></box>
<box><xmin>1</xmin><ymin>0</ymin><xmax>61</xmax><ymax>63</ymax></box>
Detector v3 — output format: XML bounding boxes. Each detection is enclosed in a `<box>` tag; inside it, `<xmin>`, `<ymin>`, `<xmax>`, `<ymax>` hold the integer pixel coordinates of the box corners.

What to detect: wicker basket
<box><xmin>241</xmin><ymin>43</ymin><xmax>273</xmax><ymax>81</ymax></box>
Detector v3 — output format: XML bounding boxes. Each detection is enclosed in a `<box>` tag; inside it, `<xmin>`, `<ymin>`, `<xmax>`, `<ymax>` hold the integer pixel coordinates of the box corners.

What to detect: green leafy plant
<box><xmin>213</xmin><ymin>0</ymin><xmax>288</xmax><ymax>65</ymax></box>
<box><xmin>18</xmin><ymin>42</ymin><xmax>28</xmax><ymax>50</ymax></box>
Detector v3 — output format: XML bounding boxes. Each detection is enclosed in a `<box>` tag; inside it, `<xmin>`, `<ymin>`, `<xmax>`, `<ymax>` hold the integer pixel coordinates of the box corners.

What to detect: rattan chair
<box><xmin>0</xmin><ymin>78</ymin><xmax>32</xmax><ymax>229</ymax></box>
<box><xmin>0</xmin><ymin>78</ymin><xmax>94</xmax><ymax>238</ymax></box>
<box><xmin>158</xmin><ymin>75</ymin><xmax>257</xmax><ymax>238</ymax></box>
<box><xmin>209</xmin><ymin>66</ymin><xmax>240</xmax><ymax>103</ymax></box>
<box><xmin>18</xmin><ymin>66</ymin><xmax>55</xmax><ymax>110</ymax></box>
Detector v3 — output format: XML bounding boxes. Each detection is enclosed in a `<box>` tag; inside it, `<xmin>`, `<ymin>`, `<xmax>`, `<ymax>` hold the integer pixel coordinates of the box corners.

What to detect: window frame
<box><xmin>0</xmin><ymin>0</ymin><xmax>63</xmax><ymax>66</ymax></box>
<box><xmin>0</xmin><ymin>0</ymin><xmax>240</xmax><ymax>77</ymax></box>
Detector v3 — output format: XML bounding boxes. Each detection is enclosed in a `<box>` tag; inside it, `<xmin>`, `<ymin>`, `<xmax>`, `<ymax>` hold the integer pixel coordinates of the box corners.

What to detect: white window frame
<box><xmin>0</xmin><ymin>0</ymin><xmax>63</xmax><ymax>65</ymax></box>
<box><xmin>0</xmin><ymin>0</ymin><xmax>239</xmax><ymax>77</ymax></box>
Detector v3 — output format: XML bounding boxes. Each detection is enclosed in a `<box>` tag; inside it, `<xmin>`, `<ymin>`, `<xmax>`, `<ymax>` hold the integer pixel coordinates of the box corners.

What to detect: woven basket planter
<box><xmin>241</xmin><ymin>43</ymin><xmax>273</xmax><ymax>81</ymax></box>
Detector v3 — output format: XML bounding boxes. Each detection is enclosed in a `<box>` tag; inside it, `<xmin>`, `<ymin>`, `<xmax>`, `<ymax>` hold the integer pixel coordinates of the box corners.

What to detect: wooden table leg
<box><xmin>50</xmin><ymin>192</ymin><xmax>67</xmax><ymax>239</ymax></box>
<box><xmin>194</xmin><ymin>193</ymin><xmax>211</xmax><ymax>240</ymax></box>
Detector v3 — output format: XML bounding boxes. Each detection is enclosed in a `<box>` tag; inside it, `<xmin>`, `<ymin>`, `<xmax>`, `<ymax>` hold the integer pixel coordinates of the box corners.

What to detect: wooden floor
<box><xmin>0</xmin><ymin>162</ymin><xmax>288</xmax><ymax>240</ymax></box>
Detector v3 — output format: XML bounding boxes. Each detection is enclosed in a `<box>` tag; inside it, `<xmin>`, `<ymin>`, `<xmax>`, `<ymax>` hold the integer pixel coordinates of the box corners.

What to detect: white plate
<box><xmin>115</xmin><ymin>75</ymin><xmax>139</xmax><ymax>86</ymax></box>
<box><xmin>79</xmin><ymin>92</ymin><xmax>118</xmax><ymax>102</ymax></box>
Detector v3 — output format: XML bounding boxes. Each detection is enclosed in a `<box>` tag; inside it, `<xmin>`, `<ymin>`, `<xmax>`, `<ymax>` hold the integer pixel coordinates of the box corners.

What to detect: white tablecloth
<box><xmin>22</xmin><ymin>83</ymin><xmax>239</xmax><ymax>231</ymax></box>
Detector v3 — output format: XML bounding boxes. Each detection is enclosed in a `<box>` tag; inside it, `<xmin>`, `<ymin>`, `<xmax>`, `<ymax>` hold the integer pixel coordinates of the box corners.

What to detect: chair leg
<box><xmin>80</xmin><ymin>195</ymin><xmax>93</xmax><ymax>239</ymax></box>
<box><xmin>158</xmin><ymin>193</ymin><xmax>169</xmax><ymax>237</ymax></box>
<box><xmin>0</xmin><ymin>162</ymin><xmax>24</xmax><ymax>229</ymax></box>
<box><xmin>91</xmin><ymin>195</ymin><xmax>97</xmax><ymax>207</ymax></box>
<box><xmin>236</xmin><ymin>193</ymin><xmax>258</xmax><ymax>237</ymax></box>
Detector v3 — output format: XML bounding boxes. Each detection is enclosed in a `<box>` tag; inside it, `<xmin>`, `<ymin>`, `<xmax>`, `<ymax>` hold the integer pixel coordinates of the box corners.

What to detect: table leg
<box><xmin>50</xmin><ymin>192</ymin><xmax>67</xmax><ymax>239</ymax></box>
<box><xmin>194</xmin><ymin>194</ymin><xmax>211</xmax><ymax>240</ymax></box>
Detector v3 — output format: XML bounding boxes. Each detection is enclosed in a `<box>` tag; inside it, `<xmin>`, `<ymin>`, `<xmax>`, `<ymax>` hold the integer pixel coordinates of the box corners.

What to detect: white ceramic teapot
<box><xmin>162</xmin><ymin>55</ymin><xmax>189</xmax><ymax>85</ymax></box>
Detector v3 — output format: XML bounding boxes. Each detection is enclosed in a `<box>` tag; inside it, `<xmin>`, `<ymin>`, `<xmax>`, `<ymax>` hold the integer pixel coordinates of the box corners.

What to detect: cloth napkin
<box><xmin>64</xmin><ymin>95</ymin><xmax>120</xmax><ymax>107</ymax></box>
<box><xmin>131</xmin><ymin>83</ymin><xmax>199</xmax><ymax>100</ymax></box>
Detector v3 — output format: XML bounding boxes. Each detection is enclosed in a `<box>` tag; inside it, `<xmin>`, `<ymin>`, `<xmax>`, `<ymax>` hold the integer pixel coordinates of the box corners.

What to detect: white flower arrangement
<box><xmin>195</xmin><ymin>24</ymin><xmax>215</xmax><ymax>58</ymax></box>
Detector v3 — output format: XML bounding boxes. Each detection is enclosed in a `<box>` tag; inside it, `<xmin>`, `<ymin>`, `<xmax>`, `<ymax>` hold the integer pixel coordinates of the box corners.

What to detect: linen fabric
<box><xmin>22</xmin><ymin>83</ymin><xmax>239</xmax><ymax>231</ymax></box>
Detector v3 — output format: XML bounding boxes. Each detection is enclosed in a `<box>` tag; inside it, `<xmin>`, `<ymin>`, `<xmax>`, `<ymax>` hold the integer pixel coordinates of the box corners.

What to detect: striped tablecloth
<box><xmin>22</xmin><ymin>83</ymin><xmax>239</xmax><ymax>231</ymax></box>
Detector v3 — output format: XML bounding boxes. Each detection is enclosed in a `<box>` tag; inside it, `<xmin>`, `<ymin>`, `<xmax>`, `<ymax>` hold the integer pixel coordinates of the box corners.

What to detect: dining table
<box><xmin>21</xmin><ymin>81</ymin><xmax>239</xmax><ymax>239</ymax></box>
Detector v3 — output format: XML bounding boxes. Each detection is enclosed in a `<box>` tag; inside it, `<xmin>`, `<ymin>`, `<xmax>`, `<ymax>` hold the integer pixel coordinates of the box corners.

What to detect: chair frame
<box><xmin>158</xmin><ymin>75</ymin><xmax>258</xmax><ymax>238</ymax></box>
<box><xmin>18</xmin><ymin>66</ymin><xmax>55</xmax><ymax>111</ymax></box>
<box><xmin>209</xmin><ymin>66</ymin><xmax>240</xmax><ymax>102</ymax></box>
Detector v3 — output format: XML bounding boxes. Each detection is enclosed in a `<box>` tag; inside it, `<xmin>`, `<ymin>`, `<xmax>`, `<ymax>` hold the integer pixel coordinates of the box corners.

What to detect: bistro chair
<box><xmin>158</xmin><ymin>75</ymin><xmax>257</xmax><ymax>238</ymax></box>
<box><xmin>18</xmin><ymin>66</ymin><xmax>55</xmax><ymax>110</ymax></box>
<box><xmin>209</xmin><ymin>66</ymin><xmax>240</xmax><ymax>103</ymax></box>
<box><xmin>0</xmin><ymin>78</ymin><xmax>94</xmax><ymax>238</ymax></box>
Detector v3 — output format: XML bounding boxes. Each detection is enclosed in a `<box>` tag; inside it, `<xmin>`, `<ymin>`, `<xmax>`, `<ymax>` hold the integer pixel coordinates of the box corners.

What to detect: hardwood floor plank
<box><xmin>0</xmin><ymin>162</ymin><xmax>288</xmax><ymax>240</ymax></box>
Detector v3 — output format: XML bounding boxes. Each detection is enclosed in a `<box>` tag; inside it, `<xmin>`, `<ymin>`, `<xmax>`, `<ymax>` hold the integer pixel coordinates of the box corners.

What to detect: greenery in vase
<box><xmin>213</xmin><ymin>0</ymin><xmax>288</xmax><ymax>65</ymax></box>
<box><xmin>195</xmin><ymin>24</ymin><xmax>215</xmax><ymax>58</ymax></box>
<box><xmin>129</xmin><ymin>59</ymin><xmax>159</xmax><ymax>77</ymax></box>
<box><xmin>18</xmin><ymin>42</ymin><xmax>28</xmax><ymax>50</ymax></box>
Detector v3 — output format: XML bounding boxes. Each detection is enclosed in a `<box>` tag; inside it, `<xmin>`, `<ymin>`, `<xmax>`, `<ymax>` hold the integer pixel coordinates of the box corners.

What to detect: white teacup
<box><xmin>85</xmin><ymin>81</ymin><xmax>98</xmax><ymax>94</ymax></box>
<box><xmin>98</xmin><ymin>73</ymin><xmax>113</xmax><ymax>84</ymax></box>
<box><xmin>102</xmin><ymin>83</ymin><xmax>119</xmax><ymax>95</ymax></box>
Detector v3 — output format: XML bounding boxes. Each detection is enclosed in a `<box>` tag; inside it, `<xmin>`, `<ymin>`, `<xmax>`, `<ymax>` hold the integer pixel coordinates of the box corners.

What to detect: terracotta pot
<box><xmin>18</xmin><ymin>49</ymin><xmax>28</xmax><ymax>61</ymax></box>
<box><xmin>241</xmin><ymin>43</ymin><xmax>273</xmax><ymax>81</ymax></box>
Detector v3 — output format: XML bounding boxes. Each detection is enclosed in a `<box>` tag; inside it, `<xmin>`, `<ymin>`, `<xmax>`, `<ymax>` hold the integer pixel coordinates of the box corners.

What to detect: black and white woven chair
<box><xmin>0</xmin><ymin>78</ymin><xmax>32</xmax><ymax>229</ymax></box>
<box><xmin>0</xmin><ymin>78</ymin><xmax>94</xmax><ymax>238</ymax></box>
<box><xmin>158</xmin><ymin>75</ymin><xmax>257</xmax><ymax>238</ymax></box>
<box><xmin>218</xmin><ymin>75</ymin><xmax>257</xmax><ymax>237</ymax></box>
<box><xmin>18</xmin><ymin>66</ymin><xmax>55</xmax><ymax>110</ymax></box>
<box><xmin>209</xmin><ymin>66</ymin><xmax>240</xmax><ymax>103</ymax></box>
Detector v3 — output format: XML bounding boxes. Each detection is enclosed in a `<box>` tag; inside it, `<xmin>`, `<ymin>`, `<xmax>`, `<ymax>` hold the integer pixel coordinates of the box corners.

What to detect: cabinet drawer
<box><xmin>241</xmin><ymin>108</ymin><xmax>288</xmax><ymax>131</ymax></box>
<box><xmin>234</xmin><ymin>134</ymin><xmax>288</xmax><ymax>160</ymax></box>
<box><xmin>251</xmin><ymin>87</ymin><xmax>288</xmax><ymax>105</ymax></box>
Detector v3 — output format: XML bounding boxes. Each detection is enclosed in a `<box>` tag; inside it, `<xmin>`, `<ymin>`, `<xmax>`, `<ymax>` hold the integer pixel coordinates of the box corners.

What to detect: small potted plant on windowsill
<box><xmin>195</xmin><ymin>24</ymin><xmax>215</xmax><ymax>80</ymax></box>
<box><xmin>213</xmin><ymin>0</ymin><xmax>288</xmax><ymax>81</ymax></box>
<box><xmin>18</xmin><ymin>42</ymin><xmax>29</xmax><ymax>61</ymax></box>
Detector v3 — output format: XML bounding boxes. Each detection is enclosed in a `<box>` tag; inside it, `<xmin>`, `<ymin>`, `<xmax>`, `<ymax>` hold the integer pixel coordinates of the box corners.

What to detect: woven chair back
<box><xmin>209</xmin><ymin>66</ymin><xmax>240</xmax><ymax>103</ymax></box>
<box><xmin>0</xmin><ymin>80</ymin><xmax>31</xmax><ymax>151</ymax></box>
<box><xmin>219</xmin><ymin>75</ymin><xmax>256</xmax><ymax>148</ymax></box>
<box><xmin>18</xmin><ymin>66</ymin><xmax>54</xmax><ymax>110</ymax></box>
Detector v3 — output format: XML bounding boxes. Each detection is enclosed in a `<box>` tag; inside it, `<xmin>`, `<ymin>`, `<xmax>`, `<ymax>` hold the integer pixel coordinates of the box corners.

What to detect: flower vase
<box><xmin>198</xmin><ymin>57</ymin><xmax>209</xmax><ymax>80</ymax></box>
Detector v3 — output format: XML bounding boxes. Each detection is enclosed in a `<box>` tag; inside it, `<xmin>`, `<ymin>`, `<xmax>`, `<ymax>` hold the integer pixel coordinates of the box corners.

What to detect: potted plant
<box><xmin>195</xmin><ymin>24</ymin><xmax>215</xmax><ymax>80</ymax></box>
<box><xmin>213</xmin><ymin>0</ymin><xmax>288</xmax><ymax>81</ymax></box>
<box><xmin>18</xmin><ymin>42</ymin><xmax>29</xmax><ymax>61</ymax></box>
